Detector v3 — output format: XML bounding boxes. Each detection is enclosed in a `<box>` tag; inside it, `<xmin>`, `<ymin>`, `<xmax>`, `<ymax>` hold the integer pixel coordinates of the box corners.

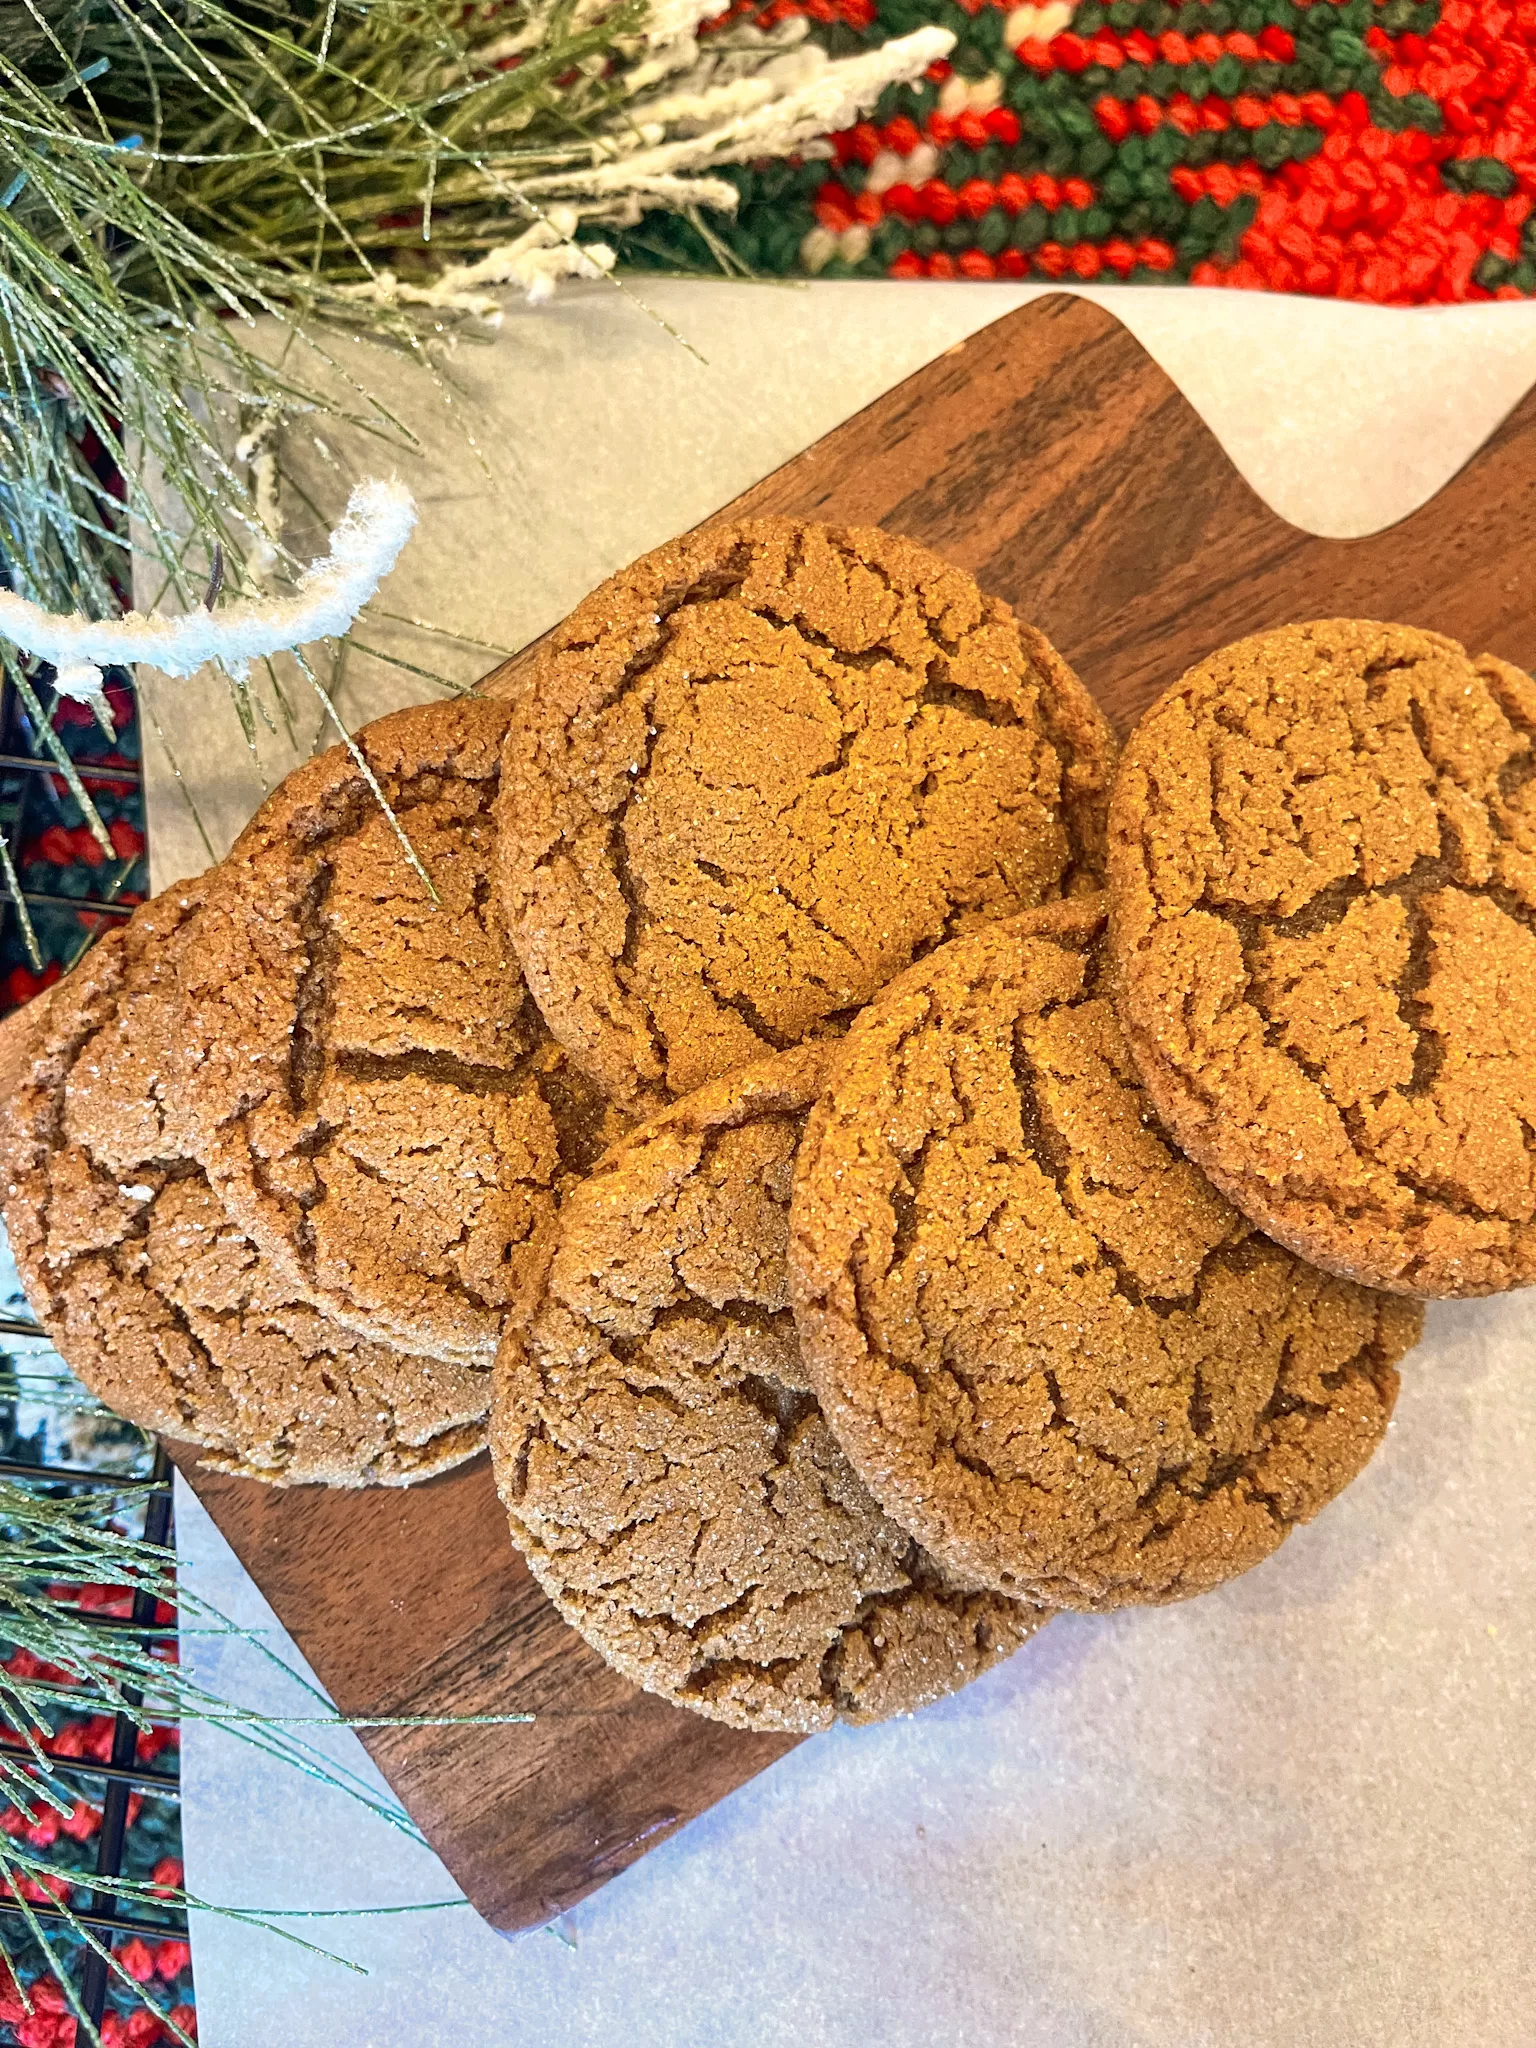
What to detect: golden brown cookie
<box><xmin>787</xmin><ymin>900</ymin><xmax>1421</xmax><ymax>1609</ymax></box>
<box><xmin>491</xmin><ymin>1045</ymin><xmax>1046</xmax><ymax>1731</ymax></box>
<box><xmin>0</xmin><ymin>983</ymin><xmax>52</xmax><ymax>1110</ymax></box>
<box><xmin>498</xmin><ymin>518</ymin><xmax>1116</xmax><ymax>1112</ymax></box>
<box><xmin>176</xmin><ymin>698</ymin><xmax>622</xmax><ymax>1363</ymax></box>
<box><xmin>1108</xmin><ymin>619</ymin><xmax>1536</xmax><ymax>1297</ymax></box>
<box><xmin>2</xmin><ymin>889</ymin><xmax>485</xmax><ymax>1485</ymax></box>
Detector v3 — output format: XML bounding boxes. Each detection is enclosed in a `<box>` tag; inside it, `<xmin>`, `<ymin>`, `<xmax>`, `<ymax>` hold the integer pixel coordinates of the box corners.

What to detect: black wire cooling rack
<box><xmin>0</xmin><ymin>1436</ymin><xmax>185</xmax><ymax>2039</ymax></box>
<box><xmin>0</xmin><ymin>649</ymin><xmax>180</xmax><ymax>2036</ymax></box>
<box><xmin>0</xmin><ymin>662</ymin><xmax>147</xmax><ymax>1006</ymax></box>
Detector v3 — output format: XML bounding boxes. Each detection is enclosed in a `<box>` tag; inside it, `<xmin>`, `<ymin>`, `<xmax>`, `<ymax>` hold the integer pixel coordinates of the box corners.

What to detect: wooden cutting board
<box><xmin>170</xmin><ymin>291</ymin><xmax>1536</xmax><ymax>1935</ymax></box>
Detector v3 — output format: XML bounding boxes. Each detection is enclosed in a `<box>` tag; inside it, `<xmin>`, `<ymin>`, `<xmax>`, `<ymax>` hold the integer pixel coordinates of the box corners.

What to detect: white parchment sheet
<box><xmin>158</xmin><ymin>284</ymin><xmax>1536</xmax><ymax>2047</ymax></box>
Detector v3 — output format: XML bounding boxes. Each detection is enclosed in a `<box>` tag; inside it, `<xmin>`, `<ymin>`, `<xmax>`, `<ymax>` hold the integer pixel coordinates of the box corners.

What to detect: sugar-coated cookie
<box><xmin>1109</xmin><ymin>619</ymin><xmax>1536</xmax><ymax>1296</ymax></box>
<box><xmin>788</xmin><ymin>901</ymin><xmax>1421</xmax><ymax>1608</ymax></box>
<box><xmin>492</xmin><ymin>1046</ymin><xmax>1046</xmax><ymax>1730</ymax></box>
<box><xmin>498</xmin><ymin>518</ymin><xmax>1116</xmax><ymax>1111</ymax></box>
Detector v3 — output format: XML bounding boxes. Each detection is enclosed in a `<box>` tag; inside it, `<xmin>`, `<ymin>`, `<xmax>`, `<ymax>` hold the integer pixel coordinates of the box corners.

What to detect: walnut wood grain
<box><xmin>362</xmin><ymin>1625</ymin><xmax>781</xmax><ymax>1930</ymax></box>
<box><xmin>174</xmin><ymin>290</ymin><xmax>1536</xmax><ymax>1935</ymax></box>
<box><xmin>480</xmin><ymin>292</ymin><xmax>1536</xmax><ymax>722</ymax></box>
<box><xmin>719</xmin><ymin>292</ymin><xmax>1536</xmax><ymax>722</ymax></box>
<box><xmin>168</xmin><ymin>1444</ymin><xmax>796</xmax><ymax>1931</ymax></box>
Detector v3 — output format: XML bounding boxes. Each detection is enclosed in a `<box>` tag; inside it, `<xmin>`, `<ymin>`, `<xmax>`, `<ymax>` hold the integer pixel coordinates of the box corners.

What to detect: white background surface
<box><xmin>157</xmin><ymin>283</ymin><xmax>1536</xmax><ymax>2046</ymax></box>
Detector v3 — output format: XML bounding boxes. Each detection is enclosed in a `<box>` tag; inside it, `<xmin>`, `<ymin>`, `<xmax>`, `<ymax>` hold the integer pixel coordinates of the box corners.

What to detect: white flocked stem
<box><xmin>0</xmin><ymin>479</ymin><xmax>418</xmax><ymax>719</ymax></box>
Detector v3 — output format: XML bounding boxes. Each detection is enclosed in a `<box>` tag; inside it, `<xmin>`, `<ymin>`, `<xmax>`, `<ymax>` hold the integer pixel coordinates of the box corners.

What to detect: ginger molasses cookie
<box><xmin>177</xmin><ymin>698</ymin><xmax>622</xmax><ymax>1363</ymax></box>
<box><xmin>0</xmin><ymin>982</ymin><xmax>52</xmax><ymax>1109</ymax></box>
<box><xmin>498</xmin><ymin>518</ymin><xmax>1116</xmax><ymax>1111</ymax></box>
<box><xmin>788</xmin><ymin>901</ymin><xmax>1421</xmax><ymax>1609</ymax></box>
<box><xmin>491</xmin><ymin>1045</ymin><xmax>1046</xmax><ymax>1731</ymax></box>
<box><xmin>2</xmin><ymin>889</ymin><xmax>485</xmax><ymax>1485</ymax></box>
<box><xmin>1109</xmin><ymin>620</ymin><xmax>1536</xmax><ymax>1297</ymax></box>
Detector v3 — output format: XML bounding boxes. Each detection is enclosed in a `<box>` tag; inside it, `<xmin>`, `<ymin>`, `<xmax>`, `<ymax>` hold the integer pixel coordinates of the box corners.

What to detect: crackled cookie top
<box><xmin>497</xmin><ymin>517</ymin><xmax>1116</xmax><ymax>1110</ymax></box>
<box><xmin>1108</xmin><ymin>620</ymin><xmax>1536</xmax><ymax>1297</ymax></box>
<box><xmin>176</xmin><ymin>698</ymin><xmax>622</xmax><ymax>1363</ymax></box>
<box><xmin>787</xmin><ymin>901</ymin><xmax>1419</xmax><ymax>1609</ymax></box>
<box><xmin>491</xmin><ymin>1045</ymin><xmax>1045</xmax><ymax>1731</ymax></box>
<box><xmin>2</xmin><ymin>890</ymin><xmax>485</xmax><ymax>1486</ymax></box>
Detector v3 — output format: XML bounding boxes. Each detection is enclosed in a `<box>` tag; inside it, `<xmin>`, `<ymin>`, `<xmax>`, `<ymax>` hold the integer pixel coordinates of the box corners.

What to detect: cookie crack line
<box><xmin>17</xmin><ymin>934</ymin><xmax>137</xmax><ymax>1264</ymax></box>
<box><xmin>1202</xmin><ymin>845</ymin><xmax>1536</xmax><ymax>951</ymax></box>
<box><xmin>784</xmin><ymin>523</ymin><xmax>908</xmax><ymax>671</ymax></box>
<box><xmin>917</xmin><ymin>677</ymin><xmax>1023</xmax><ymax>731</ymax></box>
<box><xmin>655</xmin><ymin>923</ymin><xmax>799</xmax><ymax>1059</ymax></box>
<box><xmin>792</xmin><ymin>901</ymin><xmax>1420</xmax><ymax>1605</ymax></box>
<box><xmin>8</xmin><ymin>910</ymin><xmax>209</xmax><ymax>1374</ymax></box>
<box><xmin>288</xmin><ymin>774</ymin><xmax>505</xmax><ymax>1114</ymax></box>
<box><xmin>288</xmin><ymin>859</ymin><xmax>337</xmax><ymax>1116</ymax></box>
<box><xmin>750</xmin><ymin>860</ymin><xmax>866</xmax><ymax>982</ymax></box>
<box><xmin>1003</xmin><ymin>992</ymin><xmax>1215</xmax><ymax>1325</ymax></box>
<box><xmin>826</xmin><ymin>527</ymin><xmax>956</xmax><ymax>654</ymax></box>
<box><xmin>149</xmin><ymin>1194</ymin><xmax>485</xmax><ymax>1481</ymax></box>
<box><xmin>524</xmin><ymin>555</ymin><xmax>755</xmax><ymax>884</ymax></box>
<box><xmin>619</xmin><ymin>1111</ymin><xmax>797</xmax><ymax>1274</ymax></box>
<box><xmin>333</xmin><ymin>1042</ymin><xmax>550</xmax><ymax>1099</ymax></box>
<box><xmin>697</xmin><ymin>960</ymin><xmax>796</xmax><ymax>1055</ymax></box>
<box><xmin>505</xmin><ymin>520</ymin><xmax>1115</xmax><ymax>1111</ymax></box>
<box><xmin>271</xmin><ymin>746</ymin><xmax>506</xmax><ymax>1110</ymax></box>
<box><xmin>607</xmin><ymin>1295</ymin><xmax>796</xmax><ymax>1371</ymax></box>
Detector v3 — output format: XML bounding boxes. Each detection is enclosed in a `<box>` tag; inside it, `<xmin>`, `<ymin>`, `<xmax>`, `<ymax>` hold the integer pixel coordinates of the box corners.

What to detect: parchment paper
<box><xmin>160</xmin><ymin>283</ymin><xmax>1536</xmax><ymax>2048</ymax></box>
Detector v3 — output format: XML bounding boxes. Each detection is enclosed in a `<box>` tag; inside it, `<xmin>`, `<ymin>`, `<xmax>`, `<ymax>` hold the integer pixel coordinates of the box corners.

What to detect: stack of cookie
<box><xmin>0</xmin><ymin>700</ymin><xmax>622</xmax><ymax>1487</ymax></box>
<box><xmin>7</xmin><ymin>520</ymin><xmax>1532</xmax><ymax>1739</ymax></box>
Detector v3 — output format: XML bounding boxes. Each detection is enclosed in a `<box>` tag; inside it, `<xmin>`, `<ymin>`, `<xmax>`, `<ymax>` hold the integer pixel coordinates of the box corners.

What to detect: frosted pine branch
<box><xmin>339</xmin><ymin>212</ymin><xmax>618</xmax><ymax>316</ymax></box>
<box><xmin>0</xmin><ymin>479</ymin><xmax>417</xmax><ymax>715</ymax></box>
<box><xmin>638</xmin><ymin>0</ymin><xmax>728</xmax><ymax>48</ymax></box>
<box><xmin>234</xmin><ymin>407</ymin><xmax>283</xmax><ymax>587</ymax></box>
<box><xmin>616</xmin><ymin>0</ymin><xmax>777</xmax><ymax>96</ymax></box>
<box><xmin>525</xmin><ymin>27</ymin><xmax>955</xmax><ymax>205</ymax></box>
<box><xmin>324</xmin><ymin>24</ymin><xmax>952</xmax><ymax>314</ymax></box>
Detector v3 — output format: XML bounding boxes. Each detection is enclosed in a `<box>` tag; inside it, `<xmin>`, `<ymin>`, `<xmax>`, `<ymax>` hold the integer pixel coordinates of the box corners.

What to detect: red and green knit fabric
<box><xmin>623</xmin><ymin>0</ymin><xmax>1536</xmax><ymax>300</ymax></box>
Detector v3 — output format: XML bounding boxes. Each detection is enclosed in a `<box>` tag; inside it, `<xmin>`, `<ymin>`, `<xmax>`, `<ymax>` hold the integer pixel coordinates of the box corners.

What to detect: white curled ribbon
<box><xmin>0</xmin><ymin>477</ymin><xmax>417</xmax><ymax>719</ymax></box>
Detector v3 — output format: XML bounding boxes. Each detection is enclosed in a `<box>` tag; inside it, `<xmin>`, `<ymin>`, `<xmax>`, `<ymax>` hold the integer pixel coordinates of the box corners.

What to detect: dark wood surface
<box><xmin>173</xmin><ymin>291</ymin><xmax>1536</xmax><ymax>1935</ymax></box>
